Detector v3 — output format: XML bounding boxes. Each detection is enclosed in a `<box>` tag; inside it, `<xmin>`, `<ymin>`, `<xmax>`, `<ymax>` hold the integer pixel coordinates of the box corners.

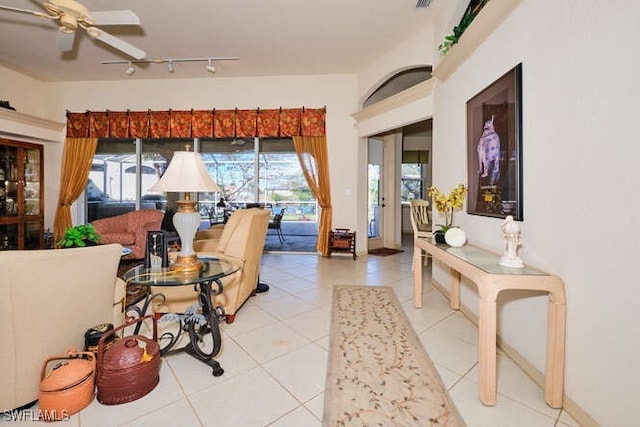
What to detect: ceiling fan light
<box><xmin>125</xmin><ymin>61</ymin><xmax>135</xmax><ymax>76</ymax></box>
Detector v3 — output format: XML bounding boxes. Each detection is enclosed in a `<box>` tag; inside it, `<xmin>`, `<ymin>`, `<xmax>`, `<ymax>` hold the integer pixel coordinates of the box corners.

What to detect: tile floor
<box><xmin>7</xmin><ymin>240</ymin><xmax>581</xmax><ymax>426</ymax></box>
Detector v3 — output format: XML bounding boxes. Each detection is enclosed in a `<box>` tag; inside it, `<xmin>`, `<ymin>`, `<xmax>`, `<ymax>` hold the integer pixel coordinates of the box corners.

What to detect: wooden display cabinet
<box><xmin>328</xmin><ymin>228</ymin><xmax>356</xmax><ymax>260</ymax></box>
<box><xmin>0</xmin><ymin>138</ymin><xmax>44</xmax><ymax>250</ymax></box>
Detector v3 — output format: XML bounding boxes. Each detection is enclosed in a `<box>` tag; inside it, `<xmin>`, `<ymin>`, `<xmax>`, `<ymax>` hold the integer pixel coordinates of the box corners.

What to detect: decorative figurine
<box><xmin>499</xmin><ymin>215</ymin><xmax>524</xmax><ymax>268</ymax></box>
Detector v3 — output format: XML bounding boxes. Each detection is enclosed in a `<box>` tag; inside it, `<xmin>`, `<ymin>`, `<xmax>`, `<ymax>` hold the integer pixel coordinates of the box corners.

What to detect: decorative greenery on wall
<box><xmin>438</xmin><ymin>0</ymin><xmax>491</xmax><ymax>55</ymax></box>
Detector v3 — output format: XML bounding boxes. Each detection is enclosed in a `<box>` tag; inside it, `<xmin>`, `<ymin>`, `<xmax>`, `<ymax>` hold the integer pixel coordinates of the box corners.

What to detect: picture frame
<box><xmin>144</xmin><ymin>230</ymin><xmax>169</xmax><ymax>269</ymax></box>
<box><xmin>466</xmin><ymin>63</ymin><xmax>523</xmax><ymax>220</ymax></box>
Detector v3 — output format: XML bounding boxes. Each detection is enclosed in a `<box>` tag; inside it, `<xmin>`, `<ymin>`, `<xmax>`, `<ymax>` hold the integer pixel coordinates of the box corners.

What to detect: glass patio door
<box><xmin>368</xmin><ymin>139</ymin><xmax>384</xmax><ymax>250</ymax></box>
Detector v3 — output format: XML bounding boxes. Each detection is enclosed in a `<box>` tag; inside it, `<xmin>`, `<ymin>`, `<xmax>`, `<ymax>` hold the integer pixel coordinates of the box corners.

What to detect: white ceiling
<box><xmin>0</xmin><ymin>0</ymin><xmax>445</xmax><ymax>82</ymax></box>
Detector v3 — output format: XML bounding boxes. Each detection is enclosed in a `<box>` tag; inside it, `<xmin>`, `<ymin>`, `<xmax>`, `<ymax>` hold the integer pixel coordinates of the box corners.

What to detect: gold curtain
<box><xmin>53</xmin><ymin>137</ymin><xmax>99</xmax><ymax>243</ymax></box>
<box><xmin>292</xmin><ymin>136</ymin><xmax>332</xmax><ymax>256</ymax></box>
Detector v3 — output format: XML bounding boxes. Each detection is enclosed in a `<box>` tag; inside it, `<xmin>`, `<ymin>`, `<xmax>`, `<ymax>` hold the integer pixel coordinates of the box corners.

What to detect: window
<box><xmin>401</xmin><ymin>163</ymin><xmax>425</xmax><ymax>202</ymax></box>
<box><xmin>87</xmin><ymin>138</ymin><xmax>317</xmax><ymax>225</ymax></box>
<box><xmin>87</xmin><ymin>139</ymin><xmax>136</xmax><ymax>222</ymax></box>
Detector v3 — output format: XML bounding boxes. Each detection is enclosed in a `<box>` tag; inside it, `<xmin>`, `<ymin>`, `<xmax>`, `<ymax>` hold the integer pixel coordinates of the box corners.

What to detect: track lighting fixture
<box><xmin>206</xmin><ymin>59</ymin><xmax>216</xmax><ymax>73</ymax></box>
<box><xmin>101</xmin><ymin>56</ymin><xmax>239</xmax><ymax>76</ymax></box>
<box><xmin>125</xmin><ymin>61</ymin><xmax>135</xmax><ymax>76</ymax></box>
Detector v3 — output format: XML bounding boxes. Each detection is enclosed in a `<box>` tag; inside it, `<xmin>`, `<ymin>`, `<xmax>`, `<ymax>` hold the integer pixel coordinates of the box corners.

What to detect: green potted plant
<box><xmin>56</xmin><ymin>224</ymin><xmax>102</xmax><ymax>248</ymax></box>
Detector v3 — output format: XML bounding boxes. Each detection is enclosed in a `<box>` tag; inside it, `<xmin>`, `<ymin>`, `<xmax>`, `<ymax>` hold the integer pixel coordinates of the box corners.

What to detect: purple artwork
<box><xmin>476</xmin><ymin>115</ymin><xmax>501</xmax><ymax>186</ymax></box>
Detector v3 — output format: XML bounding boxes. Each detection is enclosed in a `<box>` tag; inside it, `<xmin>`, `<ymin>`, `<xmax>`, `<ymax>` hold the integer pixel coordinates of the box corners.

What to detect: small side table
<box><xmin>123</xmin><ymin>256</ymin><xmax>241</xmax><ymax>376</ymax></box>
<box><xmin>328</xmin><ymin>229</ymin><xmax>356</xmax><ymax>260</ymax></box>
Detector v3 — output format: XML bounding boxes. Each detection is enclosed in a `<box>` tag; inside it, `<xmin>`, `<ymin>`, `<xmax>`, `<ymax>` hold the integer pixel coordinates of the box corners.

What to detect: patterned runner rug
<box><xmin>324</xmin><ymin>285</ymin><xmax>465</xmax><ymax>426</ymax></box>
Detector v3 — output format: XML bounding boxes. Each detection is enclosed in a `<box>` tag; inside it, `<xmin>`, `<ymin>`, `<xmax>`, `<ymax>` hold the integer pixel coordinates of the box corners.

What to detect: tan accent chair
<box><xmin>410</xmin><ymin>199</ymin><xmax>433</xmax><ymax>268</ymax></box>
<box><xmin>152</xmin><ymin>208</ymin><xmax>270</xmax><ymax>323</ymax></box>
<box><xmin>0</xmin><ymin>244</ymin><xmax>126</xmax><ymax>411</ymax></box>
<box><xmin>92</xmin><ymin>209</ymin><xmax>164</xmax><ymax>260</ymax></box>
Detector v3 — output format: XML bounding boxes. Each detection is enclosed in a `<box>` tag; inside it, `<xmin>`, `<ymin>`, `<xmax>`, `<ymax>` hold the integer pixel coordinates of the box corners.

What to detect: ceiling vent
<box><xmin>416</xmin><ymin>0</ymin><xmax>432</xmax><ymax>7</ymax></box>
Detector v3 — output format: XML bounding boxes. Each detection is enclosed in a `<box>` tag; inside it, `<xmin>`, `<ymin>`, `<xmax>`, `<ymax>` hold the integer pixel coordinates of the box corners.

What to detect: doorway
<box><xmin>367</xmin><ymin>138</ymin><xmax>384</xmax><ymax>250</ymax></box>
<box><xmin>364</xmin><ymin>121</ymin><xmax>432</xmax><ymax>252</ymax></box>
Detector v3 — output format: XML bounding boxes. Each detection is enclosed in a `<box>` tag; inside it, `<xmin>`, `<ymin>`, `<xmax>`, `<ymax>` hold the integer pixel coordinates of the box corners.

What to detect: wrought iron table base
<box><xmin>128</xmin><ymin>278</ymin><xmax>226</xmax><ymax>376</ymax></box>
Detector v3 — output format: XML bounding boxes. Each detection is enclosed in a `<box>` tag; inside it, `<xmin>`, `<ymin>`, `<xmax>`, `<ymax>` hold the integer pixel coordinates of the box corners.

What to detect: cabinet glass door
<box><xmin>24</xmin><ymin>147</ymin><xmax>41</xmax><ymax>216</ymax></box>
<box><xmin>0</xmin><ymin>224</ymin><xmax>18</xmax><ymax>250</ymax></box>
<box><xmin>0</xmin><ymin>145</ymin><xmax>19</xmax><ymax>217</ymax></box>
<box><xmin>24</xmin><ymin>221</ymin><xmax>42</xmax><ymax>249</ymax></box>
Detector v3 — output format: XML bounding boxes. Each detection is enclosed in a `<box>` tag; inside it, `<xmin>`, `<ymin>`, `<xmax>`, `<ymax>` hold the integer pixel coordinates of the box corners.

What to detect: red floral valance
<box><xmin>66</xmin><ymin>108</ymin><xmax>326</xmax><ymax>138</ymax></box>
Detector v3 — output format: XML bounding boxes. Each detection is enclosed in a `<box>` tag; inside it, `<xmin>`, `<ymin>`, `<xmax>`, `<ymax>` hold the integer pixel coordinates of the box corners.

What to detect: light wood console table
<box><xmin>413</xmin><ymin>238</ymin><xmax>566</xmax><ymax>408</ymax></box>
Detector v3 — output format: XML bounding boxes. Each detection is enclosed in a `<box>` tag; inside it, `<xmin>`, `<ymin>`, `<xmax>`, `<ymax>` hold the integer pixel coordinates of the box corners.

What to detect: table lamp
<box><xmin>149</xmin><ymin>149</ymin><xmax>220</xmax><ymax>272</ymax></box>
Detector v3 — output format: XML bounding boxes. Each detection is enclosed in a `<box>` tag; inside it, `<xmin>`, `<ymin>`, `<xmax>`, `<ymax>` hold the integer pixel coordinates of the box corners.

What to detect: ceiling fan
<box><xmin>0</xmin><ymin>0</ymin><xmax>146</xmax><ymax>59</ymax></box>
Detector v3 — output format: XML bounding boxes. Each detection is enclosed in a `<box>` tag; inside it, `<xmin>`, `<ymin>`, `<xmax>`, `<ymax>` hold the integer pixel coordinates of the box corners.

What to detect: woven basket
<box><xmin>96</xmin><ymin>315</ymin><xmax>161</xmax><ymax>405</ymax></box>
<box><xmin>39</xmin><ymin>349</ymin><xmax>96</xmax><ymax>421</ymax></box>
<box><xmin>84</xmin><ymin>323</ymin><xmax>117</xmax><ymax>354</ymax></box>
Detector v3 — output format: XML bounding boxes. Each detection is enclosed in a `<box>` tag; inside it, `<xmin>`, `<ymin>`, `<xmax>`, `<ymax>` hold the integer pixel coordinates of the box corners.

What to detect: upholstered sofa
<box><xmin>92</xmin><ymin>209</ymin><xmax>164</xmax><ymax>260</ymax></box>
<box><xmin>0</xmin><ymin>244</ymin><xmax>126</xmax><ymax>411</ymax></box>
<box><xmin>153</xmin><ymin>208</ymin><xmax>270</xmax><ymax>323</ymax></box>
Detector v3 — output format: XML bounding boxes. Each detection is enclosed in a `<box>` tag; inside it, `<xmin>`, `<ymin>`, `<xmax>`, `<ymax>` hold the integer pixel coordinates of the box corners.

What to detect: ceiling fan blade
<box><xmin>85</xmin><ymin>27</ymin><xmax>145</xmax><ymax>59</ymax></box>
<box><xmin>56</xmin><ymin>29</ymin><xmax>76</xmax><ymax>52</ymax></box>
<box><xmin>88</xmin><ymin>10</ymin><xmax>140</xmax><ymax>26</ymax></box>
<box><xmin>0</xmin><ymin>4</ymin><xmax>56</xmax><ymax>19</ymax></box>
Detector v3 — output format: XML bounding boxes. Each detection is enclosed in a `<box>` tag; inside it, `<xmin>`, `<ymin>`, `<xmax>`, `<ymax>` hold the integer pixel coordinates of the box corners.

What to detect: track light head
<box><xmin>206</xmin><ymin>59</ymin><xmax>216</xmax><ymax>73</ymax></box>
<box><xmin>125</xmin><ymin>61</ymin><xmax>135</xmax><ymax>76</ymax></box>
<box><xmin>167</xmin><ymin>61</ymin><xmax>174</xmax><ymax>73</ymax></box>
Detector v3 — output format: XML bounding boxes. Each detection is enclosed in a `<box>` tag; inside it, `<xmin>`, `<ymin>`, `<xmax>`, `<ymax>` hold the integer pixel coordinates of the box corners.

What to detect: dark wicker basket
<box><xmin>96</xmin><ymin>316</ymin><xmax>161</xmax><ymax>405</ymax></box>
<box><xmin>85</xmin><ymin>323</ymin><xmax>117</xmax><ymax>354</ymax></box>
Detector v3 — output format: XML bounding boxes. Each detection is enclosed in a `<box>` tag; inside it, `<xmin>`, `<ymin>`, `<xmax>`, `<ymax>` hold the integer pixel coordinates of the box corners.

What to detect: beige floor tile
<box><xmin>418</xmin><ymin>328</ymin><xmax>479</xmax><ymax>375</ymax></box>
<box><xmin>269</xmin><ymin>277</ymin><xmax>319</xmax><ymax>295</ymax></box>
<box><xmin>402</xmin><ymin>290</ymin><xmax>457</xmax><ymax>335</ymax></box>
<box><xmin>558</xmin><ymin>409</ymin><xmax>581</xmax><ymax>426</ymax></box>
<box><xmin>190</xmin><ymin>367</ymin><xmax>299</xmax><ymax>426</ymax></box>
<box><xmin>304</xmin><ymin>393</ymin><xmax>325</xmax><ymax>421</ymax></box>
<box><xmin>430</xmin><ymin>311</ymin><xmax>479</xmax><ymax>346</ymax></box>
<box><xmin>282</xmin><ymin>308</ymin><xmax>331</xmax><ymax>341</ymax></box>
<box><xmin>253</xmin><ymin>294</ymin><xmax>317</xmax><ymax>321</ymax></box>
<box><xmin>119</xmin><ymin>399</ymin><xmax>201</xmax><ymax>426</ymax></box>
<box><xmin>262</xmin><ymin>342</ymin><xmax>328</xmax><ymax>402</ymax></box>
<box><xmin>293</xmin><ymin>286</ymin><xmax>334</xmax><ymax>308</ymax></box>
<box><xmin>233</xmin><ymin>322</ymin><xmax>310</xmax><ymax>364</ymax></box>
<box><xmin>220</xmin><ymin>303</ymin><xmax>279</xmax><ymax>338</ymax></box>
<box><xmin>268</xmin><ymin>406</ymin><xmax>321</xmax><ymax>426</ymax></box>
<box><xmin>449</xmin><ymin>378</ymin><xmax>558</xmax><ymax>427</ymax></box>
<box><xmin>165</xmin><ymin>337</ymin><xmax>257</xmax><ymax>396</ymax></box>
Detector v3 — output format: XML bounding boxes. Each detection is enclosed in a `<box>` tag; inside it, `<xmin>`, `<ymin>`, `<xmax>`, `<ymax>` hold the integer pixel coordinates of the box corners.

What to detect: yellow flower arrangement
<box><xmin>427</xmin><ymin>183</ymin><xmax>467</xmax><ymax>231</ymax></box>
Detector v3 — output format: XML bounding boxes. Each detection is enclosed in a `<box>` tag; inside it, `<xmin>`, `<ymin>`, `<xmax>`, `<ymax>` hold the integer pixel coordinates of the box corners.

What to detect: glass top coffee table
<box><xmin>123</xmin><ymin>256</ymin><xmax>241</xmax><ymax>376</ymax></box>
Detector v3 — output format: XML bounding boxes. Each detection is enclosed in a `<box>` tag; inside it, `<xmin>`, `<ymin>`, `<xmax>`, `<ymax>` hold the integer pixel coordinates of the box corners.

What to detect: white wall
<box><xmin>0</xmin><ymin>67</ymin><xmax>50</xmax><ymax>118</ymax></box>
<box><xmin>358</xmin><ymin>25</ymin><xmax>436</xmax><ymax>106</ymax></box>
<box><xmin>431</xmin><ymin>0</ymin><xmax>640</xmax><ymax>425</ymax></box>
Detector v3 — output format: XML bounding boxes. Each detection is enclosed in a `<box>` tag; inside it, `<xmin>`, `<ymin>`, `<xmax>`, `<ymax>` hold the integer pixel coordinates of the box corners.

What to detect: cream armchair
<box><xmin>0</xmin><ymin>244</ymin><xmax>125</xmax><ymax>411</ymax></box>
<box><xmin>152</xmin><ymin>208</ymin><xmax>270</xmax><ymax>323</ymax></box>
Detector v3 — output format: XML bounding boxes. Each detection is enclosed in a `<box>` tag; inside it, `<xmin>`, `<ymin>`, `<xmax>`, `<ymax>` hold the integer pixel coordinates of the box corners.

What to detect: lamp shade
<box><xmin>149</xmin><ymin>151</ymin><xmax>220</xmax><ymax>193</ymax></box>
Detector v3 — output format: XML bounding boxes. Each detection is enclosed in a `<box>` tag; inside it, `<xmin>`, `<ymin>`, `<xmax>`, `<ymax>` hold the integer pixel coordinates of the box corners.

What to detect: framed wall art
<box><xmin>466</xmin><ymin>63</ymin><xmax>523</xmax><ymax>220</ymax></box>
